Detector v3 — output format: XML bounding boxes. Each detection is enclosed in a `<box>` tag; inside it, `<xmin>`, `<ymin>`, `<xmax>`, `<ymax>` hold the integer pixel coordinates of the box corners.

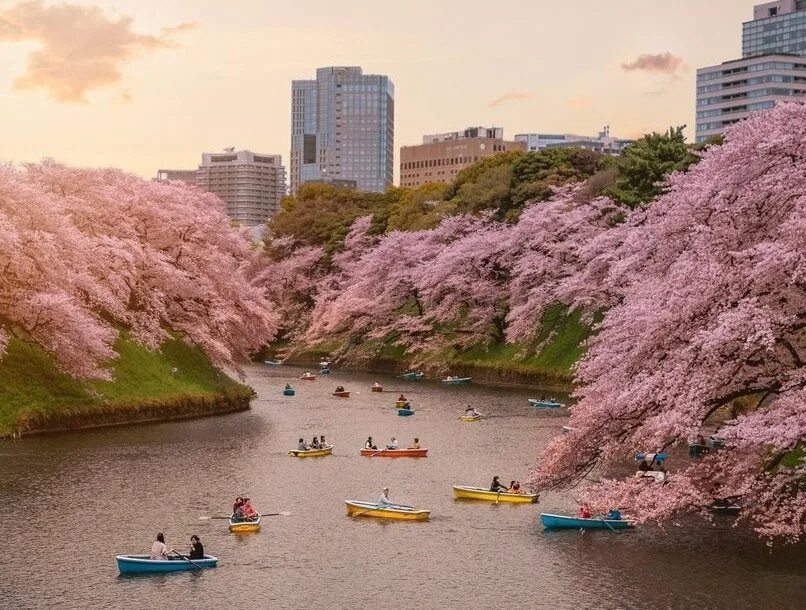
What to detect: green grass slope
<box><xmin>0</xmin><ymin>335</ymin><xmax>251</xmax><ymax>436</ymax></box>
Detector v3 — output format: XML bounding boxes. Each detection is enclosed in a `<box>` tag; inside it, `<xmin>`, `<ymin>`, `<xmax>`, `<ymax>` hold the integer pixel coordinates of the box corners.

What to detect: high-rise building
<box><xmin>696</xmin><ymin>1</ymin><xmax>806</xmax><ymax>142</ymax></box>
<box><xmin>514</xmin><ymin>127</ymin><xmax>633</xmax><ymax>155</ymax></box>
<box><xmin>399</xmin><ymin>127</ymin><xmax>524</xmax><ymax>188</ymax></box>
<box><xmin>290</xmin><ymin>66</ymin><xmax>394</xmax><ymax>193</ymax></box>
<box><xmin>196</xmin><ymin>149</ymin><xmax>286</xmax><ymax>226</ymax></box>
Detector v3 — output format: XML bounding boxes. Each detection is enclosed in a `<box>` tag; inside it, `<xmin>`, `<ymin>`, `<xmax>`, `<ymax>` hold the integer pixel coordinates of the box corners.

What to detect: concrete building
<box><xmin>514</xmin><ymin>127</ymin><xmax>633</xmax><ymax>155</ymax></box>
<box><xmin>155</xmin><ymin>169</ymin><xmax>197</xmax><ymax>186</ymax></box>
<box><xmin>399</xmin><ymin>127</ymin><xmax>525</xmax><ymax>188</ymax></box>
<box><xmin>290</xmin><ymin>66</ymin><xmax>394</xmax><ymax>193</ymax></box>
<box><xmin>696</xmin><ymin>1</ymin><xmax>806</xmax><ymax>142</ymax></box>
<box><xmin>196</xmin><ymin>149</ymin><xmax>286</xmax><ymax>226</ymax></box>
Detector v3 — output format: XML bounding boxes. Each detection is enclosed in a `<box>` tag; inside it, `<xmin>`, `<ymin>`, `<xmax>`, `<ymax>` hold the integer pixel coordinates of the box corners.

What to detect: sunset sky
<box><xmin>0</xmin><ymin>0</ymin><xmax>758</xmax><ymax>179</ymax></box>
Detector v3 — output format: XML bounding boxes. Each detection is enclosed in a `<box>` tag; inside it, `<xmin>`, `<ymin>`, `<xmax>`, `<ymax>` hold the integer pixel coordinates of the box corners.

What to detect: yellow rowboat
<box><xmin>345</xmin><ymin>500</ymin><xmax>430</xmax><ymax>521</ymax></box>
<box><xmin>288</xmin><ymin>445</ymin><xmax>334</xmax><ymax>458</ymax></box>
<box><xmin>459</xmin><ymin>415</ymin><xmax>481</xmax><ymax>422</ymax></box>
<box><xmin>228</xmin><ymin>514</ymin><xmax>261</xmax><ymax>533</ymax></box>
<box><xmin>452</xmin><ymin>486</ymin><xmax>538</xmax><ymax>503</ymax></box>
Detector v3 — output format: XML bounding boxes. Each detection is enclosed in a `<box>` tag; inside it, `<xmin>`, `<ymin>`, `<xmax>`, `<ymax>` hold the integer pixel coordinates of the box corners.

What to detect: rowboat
<box><xmin>453</xmin><ymin>485</ymin><xmax>538</xmax><ymax>503</ymax></box>
<box><xmin>320</xmin><ymin>368</ymin><xmax>332</xmax><ymax>375</ymax></box>
<box><xmin>371</xmin><ymin>386</ymin><xmax>384</xmax><ymax>392</ymax></box>
<box><xmin>300</xmin><ymin>374</ymin><xmax>316</xmax><ymax>381</ymax></box>
<box><xmin>360</xmin><ymin>447</ymin><xmax>428</xmax><ymax>457</ymax></box>
<box><xmin>345</xmin><ymin>500</ymin><xmax>430</xmax><ymax>521</ymax></box>
<box><xmin>561</xmin><ymin>425</ymin><xmax>577</xmax><ymax>434</ymax></box>
<box><xmin>283</xmin><ymin>387</ymin><xmax>295</xmax><ymax>396</ymax></box>
<box><xmin>116</xmin><ymin>554</ymin><xmax>218</xmax><ymax>574</ymax></box>
<box><xmin>288</xmin><ymin>444</ymin><xmax>334</xmax><ymax>457</ymax></box>
<box><xmin>634</xmin><ymin>452</ymin><xmax>668</xmax><ymax>463</ymax></box>
<box><xmin>540</xmin><ymin>513</ymin><xmax>634</xmax><ymax>530</ymax></box>
<box><xmin>458</xmin><ymin>415</ymin><xmax>480</xmax><ymax>422</ymax></box>
<box><xmin>333</xmin><ymin>390</ymin><xmax>350</xmax><ymax>398</ymax></box>
<box><xmin>264</xmin><ymin>360</ymin><xmax>282</xmax><ymax>366</ymax></box>
<box><xmin>395</xmin><ymin>400</ymin><xmax>410</xmax><ymax>408</ymax></box>
<box><xmin>229</xmin><ymin>514</ymin><xmax>261</xmax><ymax>533</ymax></box>
<box><xmin>397</xmin><ymin>408</ymin><xmax>414</xmax><ymax>416</ymax></box>
<box><xmin>400</xmin><ymin>372</ymin><xmax>424</xmax><ymax>380</ymax></box>
<box><xmin>443</xmin><ymin>376</ymin><xmax>471</xmax><ymax>385</ymax></box>
<box><xmin>529</xmin><ymin>399</ymin><xmax>564</xmax><ymax>408</ymax></box>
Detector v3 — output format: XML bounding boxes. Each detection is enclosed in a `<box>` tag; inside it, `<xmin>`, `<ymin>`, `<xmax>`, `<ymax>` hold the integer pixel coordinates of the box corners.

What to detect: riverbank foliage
<box><xmin>0</xmin><ymin>334</ymin><xmax>251</xmax><ymax>436</ymax></box>
<box><xmin>260</xmin><ymin>106</ymin><xmax>804</xmax><ymax>541</ymax></box>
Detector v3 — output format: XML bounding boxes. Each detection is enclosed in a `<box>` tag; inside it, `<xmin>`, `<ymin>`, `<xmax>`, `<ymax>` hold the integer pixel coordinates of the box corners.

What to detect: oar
<box><xmin>198</xmin><ymin>512</ymin><xmax>291</xmax><ymax>520</ymax></box>
<box><xmin>351</xmin><ymin>504</ymin><xmax>384</xmax><ymax>519</ymax></box>
<box><xmin>495</xmin><ymin>491</ymin><xmax>501</xmax><ymax>504</ymax></box>
<box><xmin>169</xmin><ymin>549</ymin><xmax>204</xmax><ymax>571</ymax></box>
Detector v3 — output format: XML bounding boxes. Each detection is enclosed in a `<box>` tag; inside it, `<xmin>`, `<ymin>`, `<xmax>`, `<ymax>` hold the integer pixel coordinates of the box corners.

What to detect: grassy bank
<box><xmin>275</xmin><ymin>306</ymin><xmax>591</xmax><ymax>389</ymax></box>
<box><xmin>0</xmin><ymin>335</ymin><xmax>253</xmax><ymax>437</ymax></box>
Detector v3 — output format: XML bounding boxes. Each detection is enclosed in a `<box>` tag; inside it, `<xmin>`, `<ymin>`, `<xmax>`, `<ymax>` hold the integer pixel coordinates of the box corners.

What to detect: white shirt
<box><xmin>378</xmin><ymin>492</ymin><xmax>392</xmax><ymax>506</ymax></box>
<box><xmin>387</xmin><ymin>439</ymin><xmax>398</xmax><ymax>449</ymax></box>
<box><xmin>150</xmin><ymin>541</ymin><xmax>168</xmax><ymax>560</ymax></box>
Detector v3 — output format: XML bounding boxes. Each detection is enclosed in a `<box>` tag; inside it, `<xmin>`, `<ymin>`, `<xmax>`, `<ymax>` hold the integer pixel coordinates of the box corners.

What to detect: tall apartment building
<box><xmin>696</xmin><ymin>1</ymin><xmax>806</xmax><ymax>142</ymax></box>
<box><xmin>399</xmin><ymin>127</ymin><xmax>525</xmax><ymax>188</ymax></box>
<box><xmin>515</xmin><ymin>126</ymin><xmax>633</xmax><ymax>155</ymax></box>
<box><xmin>195</xmin><ymin>149</ymin><xmax>286</xmax><ymax>226</ymax></box>
<box><xmin>290</xmin><ymin>66</ymin><xmax>394</xmax><ymax>193</ymax></box>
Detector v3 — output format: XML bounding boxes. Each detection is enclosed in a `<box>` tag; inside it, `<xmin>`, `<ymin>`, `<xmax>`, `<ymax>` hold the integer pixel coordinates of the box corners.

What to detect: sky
<box><xmin>0</xmin><ymin>0</ymin><xmax>759</xmax><ymax>180</ymax></box>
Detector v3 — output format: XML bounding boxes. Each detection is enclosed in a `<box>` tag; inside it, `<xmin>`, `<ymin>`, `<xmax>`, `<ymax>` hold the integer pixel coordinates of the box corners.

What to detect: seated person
<box><xmin>188</xmin><ymin>535</ymin><xmax>204</xmax><ymax>559</ymax></box>
<box><xmin>365</xmin><ymin>436</ymin><xmax>378</xmax><ymax>450</ymax></box>
<box><xmin>398</xmin><ymin>394</ymin><xmax>407</xmax><ymax>402</ymax></box>
<box><xmin>465</xmin><ymin>406</ymin><xmax>480</xmax><ymax>417</ymax></box>
<box><xmin>298</xmin><ymin>438</ymin><xmax>308</xmax><ymax>451</ymax></box>
<box><xmin>319</xmin><ymin>435</ymin><xmax>327</xmax><ymax>447</ymax></box>
<box><xmin>310</xmin><ymin>436</ymin><xmax>320</xmax><ymax>449</ymax></box>
<box><xmin>606</xmin><ymin>508</ymin><xmax>622</xmax><ymax>520</ymax></box>
<box><xmin>335</xmin><ymin>386</ymin><xmax>345</xmax><ymax>393</ymax></box>
<box><xmin>242</xmin><ymin>498</ymin><xmax>258</xmax><ymax>520</ymax></box>
<box><xmin>509</xmin><ymin>481</ymin><xmax>521</xmax><ymax>494</ymax></box>
<box><xmin>386</xmin><ymin>437</ymin><xmax>399</xmax><ymax>450</ymax></box>
<box><xmin>490</xmin><ymin>476</ymin><xmax>508</xmax><ymax>493</ymax></box>
<box><xmin>637</xmin><ymin>458</ymin><xmax>652</xmax><ymax>472</ymax></box>
<box><xmin>578</xmin><ymin>503</ymin><xmax>592</xmax><ymax>519</ymax></box>
<box><xmin>408</xmin><ymin>437</ymin><xmax>420</xmax><ymax>449</ymax></box>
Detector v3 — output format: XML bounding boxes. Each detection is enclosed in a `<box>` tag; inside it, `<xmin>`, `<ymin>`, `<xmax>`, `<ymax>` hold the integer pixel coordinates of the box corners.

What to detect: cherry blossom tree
<box><xmin>531</xmin><ymin>103</ymin><xmax>806</xmax><ymax>541</ymax></box>
<box><xmin>0</xmin><ymin>161</ymin><xmax>278</xmax><ymax>379</ymax></box>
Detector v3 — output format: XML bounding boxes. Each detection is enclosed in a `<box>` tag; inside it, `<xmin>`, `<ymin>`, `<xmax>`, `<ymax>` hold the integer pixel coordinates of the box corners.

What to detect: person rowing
<box><xmin>241</xmin><ymin>498</ymin><xmax>258</xmax><ymax>520</ymax></box>
<box><xmin>386</xmin><ymin>437</ymin><xmax>399</xmax><ymax>450</ymax></box>
<box><xmin>490</xmin><ymin>476</ymin><xmax>509</xmax><ymax>493</ymax></box>
<box><xmin>606</xmin><ymin>508</ymin><xmax>622</xmax><ymax>521</ymax></box>
<box><xmin>335</xmin><ymin>385</ymin><xmax>345</xmax><ymax>393</ymax></box>
<box><xmin>579</xmin><ymin>503</ymin><xmax>592</xmax><ymax>519</ymax></box>
<box><xmin>377</xmin><ymin>487</ymin><xmax>393</xmax><ymax>507</ymax></box>
<box><xmin>373</xmin><ymin>381</ymin><xmax>382</xmax><ymax>388</ymax></box>
<box><xmin>465</xmin><ymin>405</ymin><xmax>481</xmax><ymax>417</ymax></box>
<box><xmin>398</xmin><ymin>394</ymin><xmax>407</xmax><ymax>402</ymax></box>
<box><xmin>150</xmin><ymin>533</ymin><xmax>170</xmax><ymax>560</ymax></box>
<box><xmin>232</xmin><ymin>496</ymin><xmax>244</xmax><ymax>514</ymax></box>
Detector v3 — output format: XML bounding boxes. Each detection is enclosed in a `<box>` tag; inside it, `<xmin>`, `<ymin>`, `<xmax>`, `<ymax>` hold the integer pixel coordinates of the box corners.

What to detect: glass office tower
<box><xmin>743</xmin><ymin>0</ymin><xmax>806</xmax><ymax>57</ymax></box>
<box><xmin>290</xmin><ymin>66</ymin><xmax>394</xmax><ymax>193</ymax></box>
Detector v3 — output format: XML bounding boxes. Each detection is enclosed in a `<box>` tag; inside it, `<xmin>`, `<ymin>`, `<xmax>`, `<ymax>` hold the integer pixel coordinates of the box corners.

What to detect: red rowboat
<box><xmin>360</xmin><ymin>448</ymin><xmax>428</xmax><ymax>457</ymax></box>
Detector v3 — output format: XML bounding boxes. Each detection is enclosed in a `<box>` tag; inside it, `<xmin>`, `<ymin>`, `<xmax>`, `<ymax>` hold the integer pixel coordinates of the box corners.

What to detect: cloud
<box><xmin>488</xmin><ymin>91</ymin><xmax>531</xmax><ymax>108</ymax></box>
<box><xmin>0</xmin><ymin>1</ymin><xmax>195</xmax><ymax>103</ymax></box>
<box><xmin>568</xmin><ymin>96</ymin><xmax>592</xmax><ymax>110</ymax></box>
<box><xmin>621</xmin><ymin>52</ymin><xmax>685</xmax><ymax>76</ymax></box>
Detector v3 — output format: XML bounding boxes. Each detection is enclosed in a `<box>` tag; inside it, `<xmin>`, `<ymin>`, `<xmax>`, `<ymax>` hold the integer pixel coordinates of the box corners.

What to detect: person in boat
<box><xmin>188</xmin><ymin>535</ymin><xmax>204</xmax><ymax>560</ymax></box>
<box><xmin>365</xmin><ymin>436</ymin><xmax>378</xmax><ymax>450</ymax></box>
<box><xmin>377</xmin><ymin>487</ymin><xmax>393</xmax><ymax>507</ymax></box>
<box><xmin>398</xmin><ymin>394</ymin><xmax>407</xmax><ymax>402</ymax></box>
<box><xmin>695</xmin><ymin>434</ymin><xmax>706</xmax><ymax>446</ymax></box>
<box><xmin>408</xmin><ymin>437</ymin><xmax>420</xmax><ymax>449</ymax></box>
<box><xmin>242</xmin><ymin>498</ymin><xmax>258</xmax><ymax>520</ymax></box>
<box><xmin>579</xmin><ymin>503</ymin><xmax>592</xmax><ymax>519</ymax></box>
<box><xmin>637</xmin><ymin>458</ymin><xmax>652</xmax><ymax>472</ymax></box>
<box><xmin>387</xmin><ymin>437</ymin><xmax>399</xmax><ymax>450</ymax></box>
<box><xmin>298</xmin><ymin>438</ymin><xmax>308</xmax><ymax>451</ymax></box>
<box><xmin>310</xmin><ymin>436</ymin><xmax>320</xmax><ymax>449</ymax></box>
<box><xmin>150</xmin><ymin>533</ymin><xmax>170</xmax><ymax>560</ymax></box>
<box><xmin>335</xmin><ymin>385</ymin><xmax>345</xmax><ymax>393</ymax></box>
<box><xmin>606</xmin><ymin>508</ymin><xmax>622</xmax><ymax>521</ymax></box>
<box><xmin>465</xmin><ymin>406</ymin><xmax>480</xmax><ymax>417</ymax></box>
<box><xmin>490</xmin><ymin>476</ymin><xmax>509</xmax><ymax>493</ymax></box>
<box><xmin>233</xmin><ymin>501</ymin><xmax>247</xmax><ymax>522</ymax></box>
<box><xmin>319</xmin><ymin>435</ymin><xmax>327</xmax><ymax>447</ymax></box>
<box><xmin>509</xmin><ymin>480</ymin><xmax>521</xmax><ymax>494</ymax></box>
<box><xmin>232</xmin><ymin>496</ymin><xmax>244</xmax><ymax>514</ymax></box>
<box><xmin>284</xmin><ymin>383</ymin><xmax>292</xmax><ymax>390</ymax></box>
<box><xmin>373</xmin><ymin>381</ymin><xmax>381</xmax><ymax>388</ymax></box>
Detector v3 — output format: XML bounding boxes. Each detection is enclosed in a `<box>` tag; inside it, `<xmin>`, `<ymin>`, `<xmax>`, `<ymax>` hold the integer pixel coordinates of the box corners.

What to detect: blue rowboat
<box><xmin>397</xmin><ymin>408</ymin><xmax>414</xmax><ymax>416</ymax></box>
<box><xmin>283</xmin><ymin>387</ymin><xmax>295</xmax><ymax>396</ymax></box>
<box><xmin>116</xmin><ymin>554</ymin><xmax>218</xmax><ymax>574</ymax></box>
<box><xmin>529</xmin><ymin>399</ymin><xmax>564</xmax><ymax>408</ymax></box>
<box><xmin>442</xmin><ymin>377</ymin><xmax>471</xmax><ymax>385</ymax></box>
<box><xmin>320</xmin><ymin>368</ymin><xmax>332</xmax><ymax>374</ymax></box>
<box><xmin>400</xmin><ymin>372</ymin><xmax>424</xmax><ymax>381</ymax></box>
<box><xmin>540</xmin><ymin>513</ymin><xmax>634</xmax><ymax>530</ymax></box>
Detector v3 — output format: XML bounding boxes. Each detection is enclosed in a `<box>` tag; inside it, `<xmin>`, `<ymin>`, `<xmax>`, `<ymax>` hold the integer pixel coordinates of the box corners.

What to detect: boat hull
<box><xmin>360</xmin><ymin>448</ymin><xmax>428</xmax><ymax>457</ymax></box>
<box><xmin>320</xmin><ymin>368</ymin><xmax>332</xmax><ymax>374</ymax></box>
<box><xmin>229</xmin><ymin>515</ymin><xmax>261</xmax><ymax>533</ymax></box>
<box><xmin>288</xmin><ymin>445</ymin><xmax>334</xmax><ymax>458</ymax></box>
<box><xmin>540</xmin><ymin>513</ymin><xmax>634</xmax><ymax>530</ymax></box>
<box><xmin>371</xmin><ymin>387</ymin><xmax>384</xmax><ymax>392</ymax></box>
<box><xmin>401</xmin><ymin>372</ymin><xmax>424</xmax><ymax>380</ymax></box>
<box><xmin>397</xmin><ymin>409</ymin><xmax>414</xmax><ymax>416</ymax></box>
<box><xmin>528</xmin><ymin>399</ymin><xmax>563</xmax><ymax>408</ymax></box>
<box><xmin>395</xmin><ymin>400</ymin><xmax>410</xmax><ymax>408</ymax></box>
<box><xmin>452</xmin><ymin>486</ymin><xmax>538</xmax><ymax>503</ymax></box>
<box><xmin>333</xmin><ymin>391</ymin><xmax>350</xmax><ymax>397</ymax></box>
<box><xmin>458</xmin><ymin>415</ymin><xmax>480</xmax><ymax>422</ymax></box>
<box><xmin>283</xmin><ymin>389</ymin><xmax>295</xmax><ymax>396</ymax></box>
<box><xmin>443</xmin><ymin>378</ymin><xmax>471</xmax><ymax>385</ymax></box>
<box><xmin>116</xmin><ymin>554</ymin><xmax>218</xmax><ymax>574</ymax></box>
<box><xmin>345</xmin><ymin>500</ymin><xmax>430</xmax><ymax>521</ymax></box>
<box><xmin>300</xmin><ymin>376</ymin><xmax>316</xmax><ymax>381</ymax></box>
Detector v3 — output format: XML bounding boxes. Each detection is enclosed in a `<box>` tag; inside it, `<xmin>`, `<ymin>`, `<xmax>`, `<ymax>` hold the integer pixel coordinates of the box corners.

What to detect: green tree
<box><xmin>608</xmin><ymin>126</ymin><xmax>698</xmax><ymax>207</ymax></box>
